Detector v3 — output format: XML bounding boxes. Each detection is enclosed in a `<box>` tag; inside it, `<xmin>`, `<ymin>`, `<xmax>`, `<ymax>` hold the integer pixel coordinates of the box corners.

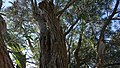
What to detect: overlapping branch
<box><xmin>65</xmin><ymin>18</ymin><xmax>79</xmax><ymax>35</ymax></box>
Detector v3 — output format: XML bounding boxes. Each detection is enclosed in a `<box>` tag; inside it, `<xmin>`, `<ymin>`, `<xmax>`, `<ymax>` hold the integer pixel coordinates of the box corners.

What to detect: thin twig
<box><xmin>65</xmin><ymin>18</ymin><xmax>79</xmax><ymax>36</ymax></box>
<box><xmin>57</xmin><ymin>0</ymin><xmax>77</xmax><ymax>18</ymax></box>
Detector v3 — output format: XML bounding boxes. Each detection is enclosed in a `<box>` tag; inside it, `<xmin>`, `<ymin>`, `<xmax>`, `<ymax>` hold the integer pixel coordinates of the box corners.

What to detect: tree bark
<box><xmin>0</xmin><ymin>15</ymin><xmax>14</xmax><ymax>68</ymax></box>
<box><xmin>31</xmin><ymin>0</ymin><xmax>68</xmax><ymax>68</ymax></box>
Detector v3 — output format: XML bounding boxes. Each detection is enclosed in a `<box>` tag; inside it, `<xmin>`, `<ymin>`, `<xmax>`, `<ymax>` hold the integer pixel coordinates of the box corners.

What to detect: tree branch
<box><xmin>65</xmin><ymin>18</ymin><xmax>79</xmax><ymax>36</ymax></box>
<box><xmin>97</xmin><ymin>0</ymin><xmax>119</xmax><ymax>67</ymax></box>
<box><xmin>115</xmin><ymin>11</ymin><xmax>120</xmax><ymax>13</ymax></box>
<box><xmin>57</xmin><ymin>0</ymin><xmax>77</xmax><ymax>18</ymax></box>
<box><xmin>112</xmin><ymin>17</ymin><xmax>120</xmax><ymax>20</ymax></box>
<box><xmin>98</xmin><ymin>0</ymin><xmax>119</xmax><ymax>42</ymax></box>
<box><xmin>74</xmin><ymin>33</ymin><xmax>82</xmax><ymax>68</ymax></box>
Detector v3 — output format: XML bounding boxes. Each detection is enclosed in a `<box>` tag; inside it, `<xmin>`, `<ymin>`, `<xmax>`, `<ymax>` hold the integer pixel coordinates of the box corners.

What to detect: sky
<box><xmin>2</xmin><ymin>0</ymin><xmax>14</xmax><ymax>8</ymax></box>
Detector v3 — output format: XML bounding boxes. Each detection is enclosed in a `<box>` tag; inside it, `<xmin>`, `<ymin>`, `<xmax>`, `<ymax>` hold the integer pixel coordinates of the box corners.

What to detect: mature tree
<box><xmin>1</xmin><ymin>0</ymin><xmax>120</xmax><ymax>68</ymax></box>
<box><xmin>31</xmin><ymin>0</ymin><xmax>70</xmax><ymax>67</ymax></box>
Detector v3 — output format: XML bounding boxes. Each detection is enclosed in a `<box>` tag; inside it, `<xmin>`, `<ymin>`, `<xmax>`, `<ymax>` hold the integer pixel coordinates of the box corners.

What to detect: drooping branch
<box><xmin>57</xmin><ymin>0</ymin><xmax>77</xmax><ymax>18</ymax></box>
<box><xmin>65</xmin><ymin>18</ymin><xmax>79</xmax><ymax>36</ymax></box>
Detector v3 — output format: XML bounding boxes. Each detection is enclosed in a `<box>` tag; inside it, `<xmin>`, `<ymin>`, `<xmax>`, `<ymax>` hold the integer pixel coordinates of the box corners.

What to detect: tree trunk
<box><xmin>0</xmin><ymin>15</ymin><xmax>14</xmax><ymax>68</ymax></box>
<box><xmin>37</xmin><ymin>1</ymin><xmax>68</xmax><ymax>68</ymax></box>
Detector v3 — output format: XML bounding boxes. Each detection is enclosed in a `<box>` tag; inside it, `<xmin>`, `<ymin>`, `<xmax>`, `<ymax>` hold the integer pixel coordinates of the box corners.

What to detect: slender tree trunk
<box><xmin>0</xmin><ymin>15</ymin><xmax>14</xmax><ymax>68</ymax></box>
<box><xmin>37</xmin><ymin>1</ymin><xmax>68</xmax><ymax>68</ymax></box>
